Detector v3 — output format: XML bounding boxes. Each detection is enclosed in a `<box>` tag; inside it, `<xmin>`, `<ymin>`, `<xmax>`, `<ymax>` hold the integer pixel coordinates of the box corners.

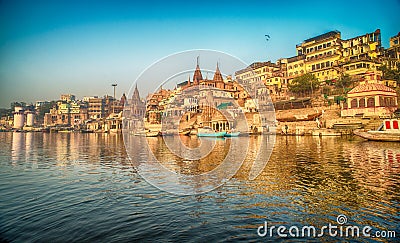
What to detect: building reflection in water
<box><xmin>5</xmin><ymin>132</ymin><xmax>400</xmax><ymax>227</ymax></box>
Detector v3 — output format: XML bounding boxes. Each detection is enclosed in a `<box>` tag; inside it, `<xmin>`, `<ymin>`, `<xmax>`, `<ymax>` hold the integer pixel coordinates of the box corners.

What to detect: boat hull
<box><xmin>225</xmin><ymin>132</ymin><xmax>240</xmax><ymax>137</ymax></box>
<box><xmin>197</xmin><ymin>131</ymin><xmax>226</xmax><ymax>137</ymax></box>
<box><xmin>354</xmin><ymin>129</ymin><xmax>400</xmax><ymax>142</ymax></box>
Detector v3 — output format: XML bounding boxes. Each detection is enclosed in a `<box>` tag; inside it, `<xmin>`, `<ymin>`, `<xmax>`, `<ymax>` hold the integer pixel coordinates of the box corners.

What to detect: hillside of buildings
<box><xmin>1</xmin><ymin>29</ymin><xmax>400</xmax><ymax>135</ymax></box>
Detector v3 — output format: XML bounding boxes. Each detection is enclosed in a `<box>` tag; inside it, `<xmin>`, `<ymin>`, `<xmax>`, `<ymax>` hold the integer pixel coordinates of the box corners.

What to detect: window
<box><xmin>359</xmin><ymin>99</ymin><xmax>365</xmax><ymax>108</ymax></box>
<box><xmin>393</xmin><ymin>120</ymin><xmax>399</xmax><ymax>129</ymax></box>
<box><xmin>321</xmin><ymin>63</ymin><xmax>325</xmax><ymax>68</ymax></box>
<box><xmin>351</xmin><ymin>99</ymin><xmax>358</xmax><ymax>108</ymax></box>
<box><xmin>327</xmin><ymin>42</ymin><xmax>331</xmax><ymax>47</ymax></box>
<box><xmin>312</xmin><ymin>65</ymin><xmax>316</xmax><ymax>71</ymax></box>
<box><xmin>323</xmin><ymin>43</ymin><xmax>326</xmax><ymax>48</ymax></box>
<box><xmin>367</xmin><ymin>97</ymin><xmax>375</xmax><ymax>107</ymax></box>
<box><xmin>385</xmin><ymin>121</ymin><xmax>391</xmax><ymax>129</ymax></box>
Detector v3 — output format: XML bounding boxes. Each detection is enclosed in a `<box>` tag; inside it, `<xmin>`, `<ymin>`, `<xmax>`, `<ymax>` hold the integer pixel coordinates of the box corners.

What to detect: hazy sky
<box><xmin>0</xmin><ymin>0</ymin><xmax>399</xmax><ymax>108</ymax></box>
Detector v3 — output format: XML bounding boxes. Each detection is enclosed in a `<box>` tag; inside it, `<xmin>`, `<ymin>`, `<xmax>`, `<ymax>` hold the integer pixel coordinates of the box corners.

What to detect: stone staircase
<box><xmin>363</xmin><ymin>118</ymin><xmax>383</xmax><ymax>131</ymax></box>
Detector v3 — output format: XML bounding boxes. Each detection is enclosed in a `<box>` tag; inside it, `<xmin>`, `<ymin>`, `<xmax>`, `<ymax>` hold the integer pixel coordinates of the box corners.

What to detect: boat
<box><xmin>80</xmin><ymin>129</ymin><xmax>94</xmax><ymax>133</ymax></box>
<box><xmin>197</xmin><ymin>127</ymin><xmax>226</xmax><ymax>137</ymax></box>
<box><xmin>277</xmin><ymin>112</ymin><xmax>322</xmax><ymax>122</ymax></box>
<box><xmin>224</xmin><ymin>131</ymin><xmax>240</xmax><ymax>137</ymax></box>
<box><xmin>179</xmin><ymin>129</ymin><xmax>191</xmax><ymax>136</ymax></box>
<box><xmin>353</xmin><ymin>119</ymin><xmax>400</xmax><ymax>142</ymax></box>
<box><xmin>146</xmin><ymin>130</ymin><xmax>160</xmax><ymax>137</ymax></box>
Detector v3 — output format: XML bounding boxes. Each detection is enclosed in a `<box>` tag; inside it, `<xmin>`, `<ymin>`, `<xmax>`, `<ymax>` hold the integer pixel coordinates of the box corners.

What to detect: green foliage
<box><xmin>335</xmin><ymin>74</ymin><xmax>353</xmax><ymax>90</ymax></box>
<box><xmin>37</xmin><ymin>101</ymin><xmax>57</xmax><ymax>119</ymax></box>
<box><xmin>378</xmin><ymin>64</ymin><xmax>400</xmax><ymax>84</ymax></box>
<box><xmin>0</xmin><ymin>108</ymin><xmax>12</xmax><ymax>118</ymax></box>
<box><xmin>288</xmin><ymin>73</ymin><xmax>319</xmax><ymax>94</ymax></box>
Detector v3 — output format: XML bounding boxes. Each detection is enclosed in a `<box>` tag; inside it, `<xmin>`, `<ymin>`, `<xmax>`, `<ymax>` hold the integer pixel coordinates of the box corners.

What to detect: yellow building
<box><xmin>235</xmin><ymin>61</ymin><xmax>278</xmax><ymax>85</ymax></box>
<box><xmin>296</xmin><ymin>30</ymin><xmax>342</xmax><ymax>82</ymax></box>
<box><xmin>342</xmin><ymin>60</ymin><xmax>381</xmax><ymax>79</ymax></box>
<box><xmin>235</xmin><ymin>61</ymin><xmax>283</xmax><ymax>100</ymax></box>
<box><xmin>341</xmin><ymin>29</ymin><xmax>382</xmax><ymax>62</ymax></box>
<box><xmin>383</xmin><ymin>32</ymin><xmax>400</xmax><ymax>69</ymax></box>
<box><xmin>286</xmin><ymin>55</ymin><xmax>306</xmax><ymax>83</ymax></box>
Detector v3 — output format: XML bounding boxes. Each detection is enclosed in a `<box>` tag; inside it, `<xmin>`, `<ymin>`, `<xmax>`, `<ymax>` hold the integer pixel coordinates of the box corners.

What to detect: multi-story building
<box><xmin>382</xmin><ymin>32</ymin><xmax>400</xmax><ymax>69</ymax></box>
<box><xmin>341</xmin><ymin>29</ymin><xmax>382</xmax><ymax>62</ymax></box>
<box><xmin>340</xmin><ymin>29</ymin><xmax>383</xmax><ymax>79</ymax></box>
<box><xmin>43</xmin><ymin>100</ymin><xmax>88</xmax><ymax>127</ymax></box>
<box><xmin>88</xmin><ymin>97</ymin><xmax>105</xmax><ymax>119</ymax></box>
<box><xmin>296</xmin><ymin>30</ymin><xmax>342</xmax><ymax>82</ymax></box>
<box><xmin>235</xmin><ymin>61</ymin><xmax>278</xmax><ymax>85</ymax></box>
<box><xmin>285</xmin><ymin>55</ymin><xmax>306</xmax><ymax>84</ymax></box>
<box><xmin>60</xmin><ymin>94</ymin><xmax>76</xmax><ymax>103</ymax></box>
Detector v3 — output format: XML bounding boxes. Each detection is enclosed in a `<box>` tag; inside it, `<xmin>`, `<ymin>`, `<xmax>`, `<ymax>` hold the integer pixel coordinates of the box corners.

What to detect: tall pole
<box><xmin>112</xmin><ymin>83</ymin><xmax>117</xmax><ymax>114</ymax></box>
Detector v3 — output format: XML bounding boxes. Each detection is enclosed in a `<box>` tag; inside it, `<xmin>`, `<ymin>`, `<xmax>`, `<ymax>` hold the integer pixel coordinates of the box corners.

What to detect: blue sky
<box><xmin>0</xmin><ymin>0</ymin><xmax>399</xmax><ymax>108</ymax></box>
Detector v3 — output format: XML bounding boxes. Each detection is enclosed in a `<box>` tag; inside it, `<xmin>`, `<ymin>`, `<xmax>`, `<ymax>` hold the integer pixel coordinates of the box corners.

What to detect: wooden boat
<box><xmin>197</xmin><ymin>127</ymin><xmax>226</xmax><ymax>137</ymax></box>
<box><xmin>146</xmin><ymin>130</ymin><xmax>160</xmax><ymax>137</ymax></box>
<box><xmin>277</xmin><ymin>112</ymin><xmax>322</xmax><ymax>122</ymax></box>
<box><xmin>179</xmin><ymin>129</ymin><xmax>191</xmax><ymax>136</ymax></box>
<box><xmin>225</xmin><ymin>131</ymin><xmax>240</xmax><ymax>137</ymax></box>
<box><xmin>80</xmin><ymin>129</ymin><xmax>94</xmax><ymax>133</ymax></box>
<box><xmin>353</xmin><ymin>119</ymin><xmax>400</xmax><ymax>142</ymax></box>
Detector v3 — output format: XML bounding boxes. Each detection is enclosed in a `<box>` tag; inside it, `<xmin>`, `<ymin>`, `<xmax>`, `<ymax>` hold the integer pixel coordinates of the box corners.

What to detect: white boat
<box><xmin>224</xmin><ymin>131</ymin><xmax>240</xmax><ymax>137</ymax></box>
<box><xmin>197</xmin><ymin>127</ymin><xmax>226</xmax><ymax>137</ymax></box>
<box><xmin>353</xmin><ymin>119</ymin><xmax>400</xmax><ymax>142</ymax></box>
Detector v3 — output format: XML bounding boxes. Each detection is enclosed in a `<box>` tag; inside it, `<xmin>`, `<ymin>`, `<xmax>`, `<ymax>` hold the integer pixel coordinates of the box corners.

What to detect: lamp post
<box><xmin>112</xmin><ymin>83</ymin><xmax>117</xmax><ymax>114</ymax></box>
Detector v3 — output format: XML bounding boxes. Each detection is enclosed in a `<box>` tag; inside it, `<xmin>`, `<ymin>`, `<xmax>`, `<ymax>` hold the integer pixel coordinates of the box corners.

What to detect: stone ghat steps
<box><xmin>363</xmin><ymin>119</ymin><xmax>383</xmax><ymax>131</ymax></box>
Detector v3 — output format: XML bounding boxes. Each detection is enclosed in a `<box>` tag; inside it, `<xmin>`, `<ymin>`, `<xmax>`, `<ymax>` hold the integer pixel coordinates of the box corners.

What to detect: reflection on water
<box><xmin>1</xmin><ymin>132</ymin><xmax>399</xmax><ymax>242</ymax></box>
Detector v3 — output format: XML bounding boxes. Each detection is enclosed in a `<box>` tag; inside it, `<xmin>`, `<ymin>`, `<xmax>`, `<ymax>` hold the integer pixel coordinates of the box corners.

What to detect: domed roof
<box><xmin>348</xmin><ymin>83</ymin><xmax>396</xmax><ymax>94</ymax></box>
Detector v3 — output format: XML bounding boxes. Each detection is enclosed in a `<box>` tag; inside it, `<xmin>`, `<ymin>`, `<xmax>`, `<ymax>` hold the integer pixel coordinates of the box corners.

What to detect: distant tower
<box><xmin>213</xmin><ymin>62</ymin><xmax>223</xmax><ymax>82</ymax></box>
<box><xmin>186</xmin><ymin>75</ymin><xmax>191</xmax><ymax>88</ymax></box>
<box><xmin>25</xmin><ymin>111</ymin><xmax>35</xmax><ymax>127</ymax></box>
<box><xmin>120</xmin><ymin>93</ymin><xmax>127</xmax><ymax>106</ymax></box>
<box><xmin>13</xmin><ymin>107</ymin><xmax>25</xmax><ymax>129</ymax></box>
<box><xmin>131</xmin><ymin>84</ymin><xmax>145</xmax><ymax>117</ymax></box>
<box><xmin>132</xmin><ymin>84</ymin><xmax>140</xmax><ymax>105</ymax></box>
<box><xmin>193</xmin><ymin>56</ymin><xmax>203</xmax><ymax>85</ymax></box>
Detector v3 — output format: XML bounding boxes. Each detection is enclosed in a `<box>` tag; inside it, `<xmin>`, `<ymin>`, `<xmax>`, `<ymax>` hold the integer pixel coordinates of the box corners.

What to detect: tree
<box><xmin>335</xmin><ymin>74</ymin><xmax>354</xmax><ymax>94</ymax></box>
<box><xmin>378</xmin><ymin>64</ymin><xmax>400</xmax><ymax>85</ymax></box>
<box><xmin>37</xmin><ymin>101</ymin><xmax>57</xmax><ymax>120</ymax></box>
<box><xmin>288</xmin><ymin>73</ymin><xmax>319</xmax><ymax>96</ymax></box>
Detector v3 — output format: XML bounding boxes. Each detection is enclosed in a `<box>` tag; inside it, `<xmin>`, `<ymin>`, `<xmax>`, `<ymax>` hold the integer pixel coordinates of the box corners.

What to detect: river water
<box><xmin>0</xmin><ymin>132</ymin><xmax>399</xmax><ymax>242</ymax></box>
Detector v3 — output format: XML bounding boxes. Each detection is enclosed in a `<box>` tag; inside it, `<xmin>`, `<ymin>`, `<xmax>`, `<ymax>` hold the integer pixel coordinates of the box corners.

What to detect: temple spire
<box><xmin>213</xmin><ymin>62</ymin><xmax>223</xmax><ymax>82</ymax></box>
<box><xmin>193</xmin><ymin>56</ymin><xmax>203</xmax><ymax>85</ymax></box>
